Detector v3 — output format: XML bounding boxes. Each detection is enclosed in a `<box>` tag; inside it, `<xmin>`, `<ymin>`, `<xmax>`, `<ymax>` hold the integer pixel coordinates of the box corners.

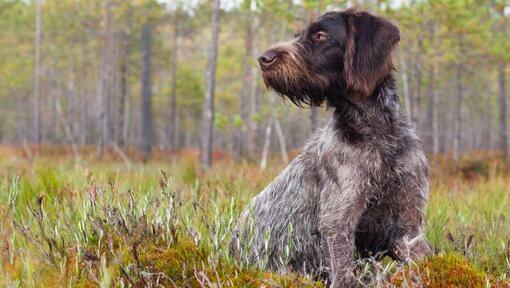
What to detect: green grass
<box><xmin>0</xmin><ymin>154</ymin><xmax>509</xmax><ymax>287</ymax></box>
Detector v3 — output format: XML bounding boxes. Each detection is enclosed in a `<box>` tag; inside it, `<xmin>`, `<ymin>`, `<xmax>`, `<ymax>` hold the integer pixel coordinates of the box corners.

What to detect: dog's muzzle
<box><xmin>258</xmin><ymin>50</ymin><xmax>277</xmax><ymax>70</ymax></box>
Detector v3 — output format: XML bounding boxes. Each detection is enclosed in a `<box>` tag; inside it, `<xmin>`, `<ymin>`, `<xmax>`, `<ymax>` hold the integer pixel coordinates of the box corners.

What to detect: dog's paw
<box><xmin>393</xmin><ymin>233</ymin><xmax>432</xmax><ymax>262</ymax></box>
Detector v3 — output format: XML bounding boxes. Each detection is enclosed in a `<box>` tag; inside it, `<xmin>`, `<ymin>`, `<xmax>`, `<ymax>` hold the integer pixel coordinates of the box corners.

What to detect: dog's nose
<box><xmin>258</xmin><ymin>50</ymin><xmax>277</xmax><ymax>70</ymax></box>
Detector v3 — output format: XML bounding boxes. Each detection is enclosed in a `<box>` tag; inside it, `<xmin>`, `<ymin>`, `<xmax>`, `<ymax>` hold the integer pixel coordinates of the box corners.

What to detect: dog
<box><xmin>231</xmin><ymin>9</ymin><xmax>431</xmax><ymax>287</ymax></box>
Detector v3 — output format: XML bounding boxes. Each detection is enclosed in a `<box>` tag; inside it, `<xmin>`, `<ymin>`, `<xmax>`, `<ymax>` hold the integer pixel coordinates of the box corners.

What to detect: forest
<box><xmin>0</xmin><ymin>0</ymin><xmax>508</xmax><ymax>165</ymax></box>
<box><xmin>1</xmin><ymin>0</ymin><xmax>510</xmax><ymax>287</ymax></box>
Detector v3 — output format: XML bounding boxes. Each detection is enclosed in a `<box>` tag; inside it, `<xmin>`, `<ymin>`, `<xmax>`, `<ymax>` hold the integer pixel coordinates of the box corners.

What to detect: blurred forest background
<box><xmin>0</xmin><ymin>0</ymin><xmax>509</xmax><ymax>167</ymax></box>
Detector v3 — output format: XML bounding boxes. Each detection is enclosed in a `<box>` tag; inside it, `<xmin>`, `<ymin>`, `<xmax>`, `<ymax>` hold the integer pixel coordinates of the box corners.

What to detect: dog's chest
<box><xmin>315</xmin><ymin>126</ymin><xmax>404</xmax><ymax>192</ymax></box>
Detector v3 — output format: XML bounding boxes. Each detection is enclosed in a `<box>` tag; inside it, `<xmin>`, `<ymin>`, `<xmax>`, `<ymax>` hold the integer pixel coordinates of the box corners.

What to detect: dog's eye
<box><xmin>313</xmin><ymin>32</ymin><xmax>328</xmax><ymax>43</ymax></box>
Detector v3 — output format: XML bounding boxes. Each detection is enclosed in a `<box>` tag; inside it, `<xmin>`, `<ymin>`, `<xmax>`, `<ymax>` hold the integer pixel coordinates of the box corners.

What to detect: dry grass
<box><xmin>0</xmin><ymin>147</ymin><xmax>509</xmax><ymax>287</ymax></box>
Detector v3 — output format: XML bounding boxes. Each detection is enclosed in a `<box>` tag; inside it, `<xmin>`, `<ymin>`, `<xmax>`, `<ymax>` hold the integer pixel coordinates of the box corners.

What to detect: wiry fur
<box><xmin>231</xmin><ymin>9</ymin><xmax>431</xmax><ymax>288</ymax></box>
<box><xmin>262</xmin><ymin>40</ymin><xmax>329</xmax><ymax>106</ymax></box>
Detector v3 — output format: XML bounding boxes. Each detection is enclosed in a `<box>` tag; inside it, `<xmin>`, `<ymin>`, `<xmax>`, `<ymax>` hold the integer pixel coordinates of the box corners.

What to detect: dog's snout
<box><xmin>258</xmin><ymin>50</ymin><xmax>277</xmax><ymax>70</ymax></box>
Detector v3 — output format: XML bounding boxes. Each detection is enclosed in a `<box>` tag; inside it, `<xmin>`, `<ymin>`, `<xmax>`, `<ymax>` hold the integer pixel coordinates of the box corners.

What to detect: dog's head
<box><xmin>258</xmin><ymin>9</ymin><xmax>400</xmax><ymax>107</ymax></box>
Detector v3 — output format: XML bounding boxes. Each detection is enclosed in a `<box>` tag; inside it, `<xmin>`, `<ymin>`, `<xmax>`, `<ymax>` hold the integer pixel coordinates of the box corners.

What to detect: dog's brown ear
<box><xmin>343</xmin><ymin>9</ymin><xmax>400</xmax><ymax>100</ymax></box>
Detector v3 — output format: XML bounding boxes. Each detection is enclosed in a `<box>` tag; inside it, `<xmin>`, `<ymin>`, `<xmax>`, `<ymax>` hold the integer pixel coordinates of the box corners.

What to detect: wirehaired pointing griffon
<box><xmin>231</xmin><ymin>9</ymin><xmax>431</xmax><ymax>287</ymax></box>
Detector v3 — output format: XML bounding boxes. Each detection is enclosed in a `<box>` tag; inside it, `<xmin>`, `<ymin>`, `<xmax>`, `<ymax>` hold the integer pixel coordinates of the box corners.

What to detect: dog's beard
<box><xmin>261</xmin><ymin>59</ymin><xmax>329</xmax><ymax>107</ymax></box>
<box><xmin>262</xmin><ymin>74</ymin><xmax>321</xmax><ymax>107</ymax></box>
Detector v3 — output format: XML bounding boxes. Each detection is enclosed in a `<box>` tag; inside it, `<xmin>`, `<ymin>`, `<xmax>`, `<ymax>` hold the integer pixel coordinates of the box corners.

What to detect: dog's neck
<box><xmin>332</xmin><ymin>74</ymin><xmax>407</xmax><ymax>143</ymax></box>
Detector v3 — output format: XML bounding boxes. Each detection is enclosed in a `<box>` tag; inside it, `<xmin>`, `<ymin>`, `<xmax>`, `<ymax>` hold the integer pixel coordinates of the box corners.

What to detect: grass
<box><xmin>0</xmin><ymin>147</ymin><xmax>509</xmax><ymax>287</ymax></box>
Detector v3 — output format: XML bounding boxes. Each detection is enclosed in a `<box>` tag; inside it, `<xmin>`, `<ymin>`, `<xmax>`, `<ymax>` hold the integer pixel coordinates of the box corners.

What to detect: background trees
<box><xmin>0</xmin><ymin>0</ymin><xmax>508</xmax><ymax>165</ymax></box>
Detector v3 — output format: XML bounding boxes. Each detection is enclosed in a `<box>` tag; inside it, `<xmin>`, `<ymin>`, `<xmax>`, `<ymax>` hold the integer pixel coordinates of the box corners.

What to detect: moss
<box><xmin>145</xmin><ymin>240</ymin><xmax>204</xmax><ymax>281</ymax></box>
<box><xmin>134</xmin><ymin>239</ymin><xmax>322</xmax><ymax>287</ymax></box>
<box><xmin>391</xmin><ymin>253</ymin><xmax>490</xmax><ymax>287</ymax></box>
<box><xmin>6</xmin><ymin>237</ymin><xmax>323</xmax><ymax>288</ymax></box>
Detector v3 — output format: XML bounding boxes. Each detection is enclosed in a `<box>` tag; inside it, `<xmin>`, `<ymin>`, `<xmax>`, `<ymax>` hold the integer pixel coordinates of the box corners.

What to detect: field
<box><xmin>1</xmin><ymin>147</ymin><xmax>510</xmax><ymax>287</ymax></box>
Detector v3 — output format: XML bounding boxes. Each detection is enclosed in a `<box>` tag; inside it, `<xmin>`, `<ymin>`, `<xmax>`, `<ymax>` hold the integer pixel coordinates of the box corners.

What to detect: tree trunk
<box><xmin>33</xmin><ymin>0</ymin><xmax>42</xmax><ymax>146</ymax></box>
<box><xmin>399</xmin><ymin>51</ymin><xmax>412</xmax><ymax>122</ymax></box>
<box><xmin>169</xmin><ymin>12</ymin><xmax>179</xmax><ymax>150</ymax></box>
<box><xmin>498</xmin><ymin>63</ymin><xmax>508</xmax><ymax>160</ymax></box>
<box><xmin>98</xmin><ymin>0</ymin><xmax>113</xmax><ymax>157</ymax></box>
<box><xmin>117</xmin><ymin>7</ymin><xmax>131</xmax><ymax>147</ymax></box>
<box><xmin>66</xmin><ymin>58</ymin><xmax>77</xmax><ymax>146</ymax></box>
<box><xmin>200</xmin><ymin>0</ymin><xmax>220</xmax><ymax>169</ymax></box>
<box><xmin>240</xmin><ymin>6</ymin><xmax>254</xmax><ymax>158</ymax></box>
<box><xmin>274</xmin><ymin>115</ymin><xmax>289</xmax><ymax>163</ymax></box>
<box><xmin>260</xmin><ymin>118</ymin><xmax>272</xmax><ymax>170</ymax></box>
<box><xmin>249</xmin><ymin>68</ymin><xmax>260</xmax><ymax>155</ymax></box>
<box><xmin>51</xmin><ymin>87</ymin><xmax>58</xmax><ymax>142</ymax></box>
<box><xmin>266</xmin><ymin>89</ymin><xmax>289</xmax><ymax>163</ymax></box>
<box><xmin>453</xmin><ymin>62</ymin><xmax>463</xmax><ymax>161</ymax></box>
<box><xmin>141</xmin><ymin>24</ymin><xmax>153</xmax><ymax>162</ymax></box>
<box><xmin>79</xmin><ymin>83</ymin><xmax>88</xmax><ymax>145</ymax></box>
<box><xmin>427</xmin><ymin>22</ymin><xmax>440</xmax><ymax>155</ymax></box>
<box><xmin>453</xmin><ymin>35</ymin><xmax>465</xmax><ymax>161</ymax></box>
<box><xmin>50</xmin><ymin>67</ymin><xmax>61</xmax><ymax>143</ymax></box>
<box><xmin>482</xmin><ymin>108</ymin><xmax>492</xmax><ymax>150</ymax></box>
<box><xmin>118</xmin><ymin>44</ymin><xmax>128</xmax><ymax>147</ymax></box>
<box><xmin>309</xmin><ymin>107</ymin><xmax>320</xmax><ymax>135</ymax></box>
<box><xmin>412</xmin><ymin>36</ymin><xmax>423</xmax><ymax>130</ymax></box>
<box><xmin>110</xmin><ymin>27</ymin><xmax>119</xmax><ymax>146</ymax></box>
<box><xmin>56</xmin><ymin>91</ymin><xmax>79</xmax><ymax>159</ymax></box>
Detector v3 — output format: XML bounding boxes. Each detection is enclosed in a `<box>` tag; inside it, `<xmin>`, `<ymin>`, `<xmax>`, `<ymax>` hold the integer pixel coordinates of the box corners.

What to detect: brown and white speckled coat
<box><xmin>232</xmin><ymin>9</ymin><xmax>431</xmax><ymax>287</ymax></box>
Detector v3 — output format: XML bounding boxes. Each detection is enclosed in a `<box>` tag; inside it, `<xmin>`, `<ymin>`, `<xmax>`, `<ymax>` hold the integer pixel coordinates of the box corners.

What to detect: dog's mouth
<box><xmin>260</xmin><ymin>65</ymin><xmax>331</xmax><ymax>108</ymax></box>
<box><xmin>260</xmin><ymin>71</ymin><xmax>282</xmax><ymax>93</ymax></box>
<box><xmin>261</xmin><ymin>67</ymin><xmax>298</xmax><ymax>90</ymax></box>
<box><xmin>259</xmin><ymin>67</ymin><xmax>273</xmax><ymax>79</ymax></box>
<box><xmin>258</xmin><ymin>61</ymin><xmax>282</xmax><ymax>93</ymax></box>
<box><xmin>260</xmin><ymin>58</ymin><xmax>304</xmax><ymax>89</ymax></box>
<box><xmin>259</xmin><ymin>68</ymin><xmax>278</xmax><ymax>84</ymax></box>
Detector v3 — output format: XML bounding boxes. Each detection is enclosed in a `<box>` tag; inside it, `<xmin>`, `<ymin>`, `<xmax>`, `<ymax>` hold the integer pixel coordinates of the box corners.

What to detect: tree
<box><xmin>412</xmin><ymin>34</ymin><xmax>424</xmax><ymax>130</ymax></box>
<box><xmin>453</xmin><ymin>47</ymin><xmax>464</xmax><ymax>161</ymax></box>
<box><xmin>239</xmin><ymin>0</ymin><xmax>255</xmax><ymax>159</ymax></box>
<box><xmin>426</xmin><ymin>19</ymin><xmax>440</xmax><ymax>155</ymax></box>
<box><xmin>439</xmin><ymin>0</ymin><xmax>490</xmax><ymax>160</ymax></box>
<box><xmin>498</xmin><ymin>63</ymin><xmax>507</xmax><ymax>159</ymax></box>
<box><xmin>398</xmin><ymin>52</ymin><xmax>412</xmax><ymax>122</ymax></box>
<box><xmin>200</xmin><ymin>0</ymin><xmax>221</xmax><ymax>169</ymax></box>
<box><xmin>492</xmin><ymin>1</ymin><xmax>509</xmax><ymax>160</ymax></box>
<box><xmin>117</xmin><ymin>3</ymin><xmax>133</xmax><ymax>147</ymax></box>
<box><xmin>98</xmin><ymin>0</ymin><xmax>113</xmax><ymax>157</ymax></box>
<box><xmin>33</xmin><ymin>0</ymin><xmax>42</xmax><ymax>146</ymax></box>
<box><xmin>168</xmin><ymin>9</ymin><xmax>179</xmax><ymax>150</ymax></box>
<box><xmin>141</xmin><ymin>23</ymin><xmax>153</xmax><ymax>162</ymax></box>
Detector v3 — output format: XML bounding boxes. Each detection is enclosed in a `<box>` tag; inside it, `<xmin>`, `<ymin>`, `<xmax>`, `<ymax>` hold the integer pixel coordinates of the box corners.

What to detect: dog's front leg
<box><xmin>319</xmin><ymin>182</ymin><xmax>367</xmax><ymax>288</ymax></box>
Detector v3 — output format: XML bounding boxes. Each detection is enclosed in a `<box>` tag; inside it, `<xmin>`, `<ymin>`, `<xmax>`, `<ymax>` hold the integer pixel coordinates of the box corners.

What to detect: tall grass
<box><xmin>0</xmin><ymin>151</ymin><xmax>509</xmax><ymax>287</ymax></box>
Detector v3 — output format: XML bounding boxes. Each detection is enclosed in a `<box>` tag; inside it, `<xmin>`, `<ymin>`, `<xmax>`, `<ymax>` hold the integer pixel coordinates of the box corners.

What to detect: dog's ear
<box><xmin>342</xmin><ymin>9</ymin><xmax>400</xmax><ymax>100</ymax></box>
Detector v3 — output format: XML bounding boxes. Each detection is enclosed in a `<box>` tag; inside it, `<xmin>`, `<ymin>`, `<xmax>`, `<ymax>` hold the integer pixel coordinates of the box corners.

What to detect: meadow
<box><xmin>1</xmin><ymin>147</ymin><xmax>510</xmax><ymax>287</ymax></box>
